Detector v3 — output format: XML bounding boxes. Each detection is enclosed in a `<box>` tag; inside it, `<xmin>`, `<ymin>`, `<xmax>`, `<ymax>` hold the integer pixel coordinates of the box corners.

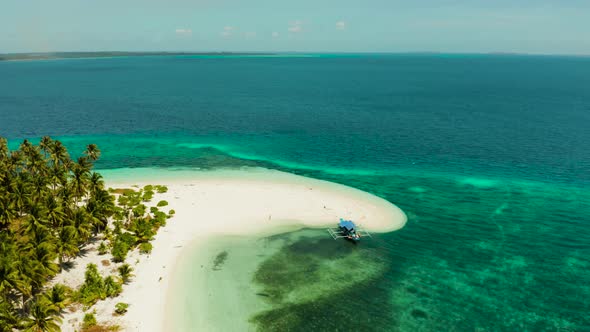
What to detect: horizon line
<box><xmin>1</xmin><ymin>50</ymin><xmax>589</xmax><ymax>58</ymax></box>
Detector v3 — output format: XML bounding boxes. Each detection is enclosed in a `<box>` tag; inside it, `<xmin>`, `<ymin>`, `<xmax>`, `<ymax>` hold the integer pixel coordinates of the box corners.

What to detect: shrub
<box><xmin>130</xmin><ymin>218</ymin><xmax>155</xmax><ymax>243</ymax></box>
<box><xmin>113</xmin><ymin>220</ymin><xmax>123</xmax><ymax>235</ymax></box>
<box><xmin>168</xmin><ymin>209</ymin><xmax>175</xmax><ymax>216</ymax></box>
<box><xmin>83</xmin><ymin>312</ymin><xmax>97</xmax><ymax>329</ymax></box>
<box><xmin>82</xmin><ymin>324</ymin><xmax>121</xmax><ymax>332</ymax></box>
<box><xmin>139</xmin><ymin>242</ymin><xmax>153</xmax><ymax>254</ymax></box>
<box><xmin>119</xmin><ymin>232</ymin><xmax>137</xmax><ymax>247</ymax></box>
<box><xmin>142</xmin><ymin>190</ymin><xmax>154</xmax><ymax>202</ymax></box>
<box><xmin>117</xmin><ymin>195</ymin><xmax>129</xmax><ymax>208</ymax></box>
<box><xmin>103</xmin><ymin>227</ymin><xmax>113</xmax><ymax>242</ymax></box>
<box><xmin>114</xmin><ymin>303</ymin><xmax>129</xmax><ymax>315</ymax></box>
<box><xmin>156</xmin><ymin>200</ymin><xmax>168</xmax><ymax>207</ymax></box>
<box><xmin>77</xmin><ymin>264</ymin><xmax>106</xmax><ymax>306</ymax></box>
<box><xmin>98</xmin><ymin>242</ymin><xmax>108</xmax><ymax>255</ymax></box>
<box><xmin>149</xmin><ymin>206</ymin><xmax>159</xmax><ymax>214</ymax></box>
<box><xmin>111</xmin><ymin>241</ymin><xmax>129</xmax><ymax>263</ymax></box>
<box><xmin>153</xmin><ymin>211</ymin><xmax>167</xmax><ymax>226</ymax></box>
<box><xmin>155</xmin><ymin>185</ymin><xmax>168</xmax><ymax>193</ymax></box>
<box><xmin>111</xmin><ymin>232</ymin><xmax>137</xmax><ymax>262</ymax></box>
<box><xmin>132</xmin><ymin>204</ymin><xmax>147</xmax><ymax>218</ymax></box>
<box><xmin>118</xmin><ymin>264</ymin><xmax>134</xmax><ymax>284</ymax></box>
<box><xmin>104</xmin><ymin>276</ymin><xmax>123</xmax><ymax>298</ymax></box>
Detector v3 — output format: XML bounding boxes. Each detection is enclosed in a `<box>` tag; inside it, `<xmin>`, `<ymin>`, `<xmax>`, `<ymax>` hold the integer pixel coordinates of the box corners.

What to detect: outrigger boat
<box><xmin>327</xmin><ymin>218</ymin><xmax>371</xmax><ymax>242</ymax></box>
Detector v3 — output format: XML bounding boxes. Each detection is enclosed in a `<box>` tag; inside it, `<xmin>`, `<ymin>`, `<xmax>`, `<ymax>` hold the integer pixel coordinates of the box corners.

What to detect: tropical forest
<box><xmin>0</xmin><ymin>137</ymin><xmax>172</xmax><ymax>331</ymax></box>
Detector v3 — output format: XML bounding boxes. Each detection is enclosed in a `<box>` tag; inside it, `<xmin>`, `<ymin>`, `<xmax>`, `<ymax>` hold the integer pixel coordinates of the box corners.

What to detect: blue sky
<box><xmin>1</xmin><ymin>0</ymin><xmax>589</xmax><ymax>54</ymax></box>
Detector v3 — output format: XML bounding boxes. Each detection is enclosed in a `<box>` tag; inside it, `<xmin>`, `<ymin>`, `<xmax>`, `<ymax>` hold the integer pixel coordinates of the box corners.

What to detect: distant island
<box><xmin>0</xmin><ymin>51</ymin><xmax>276</xmax><ymax>61</ymax></box>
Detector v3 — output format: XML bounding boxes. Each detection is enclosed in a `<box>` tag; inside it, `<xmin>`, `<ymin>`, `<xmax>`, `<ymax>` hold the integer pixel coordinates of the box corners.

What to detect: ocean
<box><xmin>1</xmin><ymin>54</ymin><xmax>589</xmax><ymax>331</ymax></box>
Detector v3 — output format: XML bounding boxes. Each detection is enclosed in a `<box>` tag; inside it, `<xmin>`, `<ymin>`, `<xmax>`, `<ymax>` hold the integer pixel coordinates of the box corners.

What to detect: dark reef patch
<box><xmin>249</xmin><ymin>230</ymin><xmax>397</xmax><ymax>331</ymax></box>
<box><xmin>411</xmin><ymin>309</ymin><xmax>428</xmax><ymax>320</ymax></box>
<box><xmin>212</xmin><ymin>251</ymin><xmax>229</xmax><ymax>271</ymax></box>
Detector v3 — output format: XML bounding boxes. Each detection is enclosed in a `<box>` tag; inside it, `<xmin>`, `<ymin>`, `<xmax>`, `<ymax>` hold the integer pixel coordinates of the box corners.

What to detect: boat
<box><xmin>327</xmin><ymin>218</ymin><xmax>371</xmax><ymax>241</ymax></box>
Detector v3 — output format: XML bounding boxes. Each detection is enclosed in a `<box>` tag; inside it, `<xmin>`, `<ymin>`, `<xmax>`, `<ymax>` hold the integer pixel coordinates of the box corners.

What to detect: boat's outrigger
<box><xmin>327</xmin><ymin>218</ymin><xmax>371</xmax><ymax>241</ymax></box>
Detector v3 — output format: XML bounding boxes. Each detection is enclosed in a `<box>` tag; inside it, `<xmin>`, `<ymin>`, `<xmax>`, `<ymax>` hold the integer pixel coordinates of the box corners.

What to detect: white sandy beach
<box><xmin>58</xmin><ymin>168</ymin><xmax>406</xmax><ymax>331</ymax></box>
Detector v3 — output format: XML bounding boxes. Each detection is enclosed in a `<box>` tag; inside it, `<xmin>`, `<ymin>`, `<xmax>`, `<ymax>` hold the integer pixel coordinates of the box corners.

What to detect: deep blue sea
<box><xmin>1</xmin><ymin>54</ymin><xmax>589</xmax><ymax>331</ymax></box>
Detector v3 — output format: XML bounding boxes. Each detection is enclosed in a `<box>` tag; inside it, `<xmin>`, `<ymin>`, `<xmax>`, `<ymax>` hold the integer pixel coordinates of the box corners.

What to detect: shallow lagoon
<box><xmin>170</xmin><ymin>229</ymin><xmax>399</xmax><ymax>331</ymax></box>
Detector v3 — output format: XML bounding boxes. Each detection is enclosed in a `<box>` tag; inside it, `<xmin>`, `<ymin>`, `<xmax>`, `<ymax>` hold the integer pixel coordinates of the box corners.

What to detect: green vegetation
<box><xmin>154</xmin><ymin>185</ymin><xmax>168</xmax><ymax>194</ymax></box>
<box><xmin>76</xmin><ymin>264</ymin><xmax>105</xmax><ymax>307</ymax></box>
<box><xmin>81</xmin><ymin>324</ymin><xmax>121</xmax><ymax>332</ymax></box>
<box><xmin>117</xmin><ymin>264</ymin><xmax>133</xmax><ymax>284</ymax></box>
<box><xmin>75</xmin><ymin>264</ymin><xmax>124</xmax><ymax>307</ymax></box>
<box><xmin>156</xmin><ymin>200</ymin><xmax>168</xmax><ymax>207</ymax></box>
<box><xmin>0</xmin><ymin>137</ymin><xmax>174</xmax><ymax>330</ymax></box>
<box><xmin>97</xmin><ymin>242</ymin><xmax>108</xmax><ymax>255</ymax></box>
<box><xmin>103</xmin><ymin>276</ymin><xmax>122</xmax><ymax>298</ymax></box>
<box><xmin>139</xmin><ymin>242</ymin><xmax>152</xmax><ymax>254</ymax></box>
<box><xmin>82</xmin><ymin>312</ymin><xmax>97</xmax><ymax>329</ymax></box>
<box><xmin>114</xmin><ymin>303</ymin><xmax>129</xmax><ymax>316</ymax></box>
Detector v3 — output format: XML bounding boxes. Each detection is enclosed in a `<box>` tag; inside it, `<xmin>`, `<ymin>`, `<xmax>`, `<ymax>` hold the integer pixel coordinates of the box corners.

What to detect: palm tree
<box><xmin>23</xmin><ymin>241</ymin><xmax>59</xmax><ymax>293</ymax></box>
<box><xmin>0</xmin><ymin>296</ymin><xmax>20</xmax><ymax>332</ymax></box>
<box><xmin>49</xmin><ymin>141</ymin><xmax>69</xmax><ymax>171</ymax></box>
<box><xmin>55</xmin><ymin>226</ymin><xmax>79</xmax><ymax>270</ymax></box>
<box><xmin>48</xmin><ymin>166</ymin><xmax>65</xmax><ymax>192</ymax></box>
<box><xmin>21</xmin><ymin>213</ymin><xmax>49</xmax><ymax>242</ymax></box>
<box><xmin>30</xmin><ymin>176</ymin><xmax>48</xmax><ymax>203</ymax></box>
<box><xmin>0</xmin><ymin>259</ymin><xmax>26</xmax><ymax>298</ymax></box>
<box><xmin>23</xmin><ymin>299</ymin><xmax>62</xmax><ymax>332</ymax></box>
<box><xmin>38</xmin><ymin>137</ymin><xmax>53</xmax><ymax>163</ymax></box>
<box><xmin>8</xmin><ymin>151</ymin><xmax>23</xmax><ymax>175</ymax></box>
<box><xmin>42</xmin><ymin>284</ymin><xmax>69</xmax><ymax>311</ymax></box>
<box><xmin>88</xmin><ymin>172</ymin><xmax>104</xmax><ymax>197</ymax></box>
<box><xmin>87</xmin><ymin>188</ymin><xmax>115</xmax><ymax>234</ymax></box>
<box><xmin>84</xmin><ymin>144</ymin><xmax>101</xmax><ymax>162</ymax></box>
<box><xmin>71</xmin><ymin>159</ymin><xmax>90</xmax><ymax>203</ymax></box>
<box><xmin>70</xmin><ymin>208</ymin><xmax>92</xmax><ymax>244</ymax></box>
<box><xmin>10</xmin><ymin>179</ymin><xmax>31</xmax><ymax>216</ymax></box>
<box><xmin>0</xmin><ymin>236</ymin><xmax>31</xmax><ymax>303</ymax></box>
<box><xmin>44</xmin><ymin>196</ymin><xmax>64</xmax><ymax>229</ymax></box>
<box><xmin>0</xmin><ymin>137</ymin><xmax>8</xmax><ymax>159</ymax></box>
<box><xmin>118</xmin><ymin>264</ymin><xmax>134</xmax><ymax>284</ymax></box>
<box><xmin>0</xmin><ymin>194</ymin><xmax>15</xmax><ymax>229</ymax></box>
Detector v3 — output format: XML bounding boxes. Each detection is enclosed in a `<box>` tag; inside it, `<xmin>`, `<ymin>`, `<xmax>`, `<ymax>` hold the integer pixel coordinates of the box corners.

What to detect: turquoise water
<box><xmin>1</xmin><ymin>54</ymin><xmax>589</xmax><ymax>330</ymax></box>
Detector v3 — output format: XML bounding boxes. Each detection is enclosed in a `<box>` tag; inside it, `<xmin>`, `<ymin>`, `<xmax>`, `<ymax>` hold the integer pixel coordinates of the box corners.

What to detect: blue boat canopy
<box><xmin>339</xmin><ymin>219</ymin><xmax>357</xmax><ymax>231</ymax></box>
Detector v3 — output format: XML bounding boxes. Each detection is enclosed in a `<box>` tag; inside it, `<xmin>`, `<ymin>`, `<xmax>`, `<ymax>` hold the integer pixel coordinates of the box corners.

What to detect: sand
<box><xmin>57</xmin><ymin>168</ymin><xmax>406</xmax><ymax>331</ymax></box>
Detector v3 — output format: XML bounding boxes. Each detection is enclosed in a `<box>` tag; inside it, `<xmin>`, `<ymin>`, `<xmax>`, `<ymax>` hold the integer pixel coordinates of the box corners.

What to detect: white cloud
<box><xmin>288</xmin><ymin>20</ymin><xmax>303</xmax><ymax>33</ymax></box>
<box><xmin>220</xmin><ymin>26</ymin><xmax>235</xmax><ymax>37</ymax></box>
<box><xmin>272</xmin><ymin>31</ymin><xmax>280</xmax><ymax>38</ymax></box>
<box><xmin>244</xmin><ymin>31</ymin><xmax>257</xmax><ymax>39</ymax></box>
<box><xmin>175</xmin><ymin>28</ymin><xmax>192</xmax><ymax>36</ymax></box>
<box><xmin>336</xmin><ymin>21</ymin><xmax>346</xmax><ymax>30</ymax></box>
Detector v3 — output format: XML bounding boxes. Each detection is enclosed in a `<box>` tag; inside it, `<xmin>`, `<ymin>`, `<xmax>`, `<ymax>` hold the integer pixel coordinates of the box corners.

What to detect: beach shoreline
<box><xmin>58</xmin><ymin>167</ymin><xmax>407</xmax><ymax>331</ymax></box>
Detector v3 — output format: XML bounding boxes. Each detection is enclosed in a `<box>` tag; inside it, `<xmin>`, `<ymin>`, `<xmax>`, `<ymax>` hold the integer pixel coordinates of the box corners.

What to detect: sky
<box><xmin>1</xmin><ymin>0</ymin><xmax>589</xmax><ymax>54</ymax></box>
